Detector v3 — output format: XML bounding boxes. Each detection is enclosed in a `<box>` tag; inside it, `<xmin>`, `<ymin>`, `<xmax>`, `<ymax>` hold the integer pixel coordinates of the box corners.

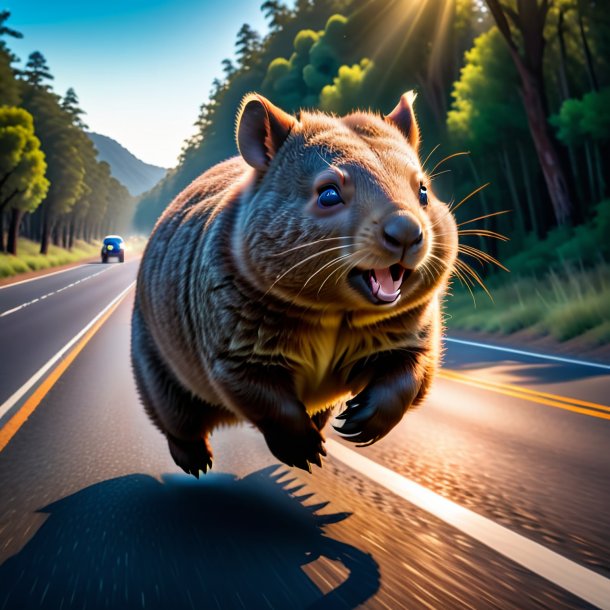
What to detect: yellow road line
<box><xmin>438</xmin><ymin>370</ymin><xmax>610</xmax><ymax>420</ymax></box>
<box><xmin>0</xmin><ymin>286</ymin><xmax>133</xmax><ymax>453</ymax></box>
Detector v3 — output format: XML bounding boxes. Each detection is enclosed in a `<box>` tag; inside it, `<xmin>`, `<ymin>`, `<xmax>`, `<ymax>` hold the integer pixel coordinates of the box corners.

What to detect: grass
<box><xmin>0</xmin><ymin>238</ymin><xmax>101</xmax><ymax>279</ymax></box>
<box><xmin>446</xmin><ymin>261</ymin><xmax>610</xmax><ymax>344</ymax></box>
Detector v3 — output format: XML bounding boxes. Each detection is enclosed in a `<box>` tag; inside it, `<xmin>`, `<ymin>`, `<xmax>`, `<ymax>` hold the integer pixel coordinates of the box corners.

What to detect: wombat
<box><xmin>131</xmin><ymin>91</ymin><xmax>457</xmax><ymax>476</ymax></box>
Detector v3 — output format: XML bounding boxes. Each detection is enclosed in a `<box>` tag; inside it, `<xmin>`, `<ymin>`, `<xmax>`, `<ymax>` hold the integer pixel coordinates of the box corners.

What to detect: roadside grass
<box><xmin>0</xmin><ymin>238</ymin><xmax>101</xmax><ymax>279</ymax></box>
<box><xmin>446</xmin><ymin>261</ymin><xmax>610</xmax><ymax>343</ymax></box>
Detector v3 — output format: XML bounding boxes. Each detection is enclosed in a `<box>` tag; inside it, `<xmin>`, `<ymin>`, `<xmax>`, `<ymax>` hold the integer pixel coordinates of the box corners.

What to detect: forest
<box><xmin>135</xmin><ymin>0</ymin><xmax>610</xmax><ymax>345</ymax></box>
<box><xmin>0</xmin><ymin>11</ymin><xmax>134</xmax><ymax>259</ymax></box>
<box><xmin>1</xmin><ymin>1</ymin><xmax>608</xmax><ymax>343</ymax></box>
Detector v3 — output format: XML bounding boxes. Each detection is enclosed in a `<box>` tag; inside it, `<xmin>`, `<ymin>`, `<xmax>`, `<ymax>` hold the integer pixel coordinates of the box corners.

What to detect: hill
<box><xmin>87</xmin><ymin>132</ymin><xmax>167</xmax><ymax>196</ymax></box>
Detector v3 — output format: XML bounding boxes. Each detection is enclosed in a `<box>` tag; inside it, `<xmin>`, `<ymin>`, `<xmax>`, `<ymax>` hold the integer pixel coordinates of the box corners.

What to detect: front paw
<box><xmin>261</xmin><ymin>409</ymin><xmax>327</xmax><ymax>473</ymax></box>
<box><xmin>167</xmin><ymin>434</ymin><xmax>213</xmax><ymax>478</ymax></box>
<box><xmin>333</xmin><ymin>387</ymin><xmax>405</xmax><ymax>446</ymax></box>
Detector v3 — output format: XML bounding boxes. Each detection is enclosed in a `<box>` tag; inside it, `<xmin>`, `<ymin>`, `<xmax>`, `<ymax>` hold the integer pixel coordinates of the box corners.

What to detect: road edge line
<box><xmin>0</xmin><ymin>281</ymin><xmax>135</xmax><ymax>450</ymax></box>
<box><xmin>326</xmin><ymin>438</ymin><xmax>610</xmax><ymax>610</ymax></box>
<box><xmin>444</xmin><ymin>337</ymin><xmax>610</xmax><ymax>371</ymax></box>
<box><xmin>0</xmin><ymin>263</ymin><xmax>92</xmax><ymax>290</ymax></box>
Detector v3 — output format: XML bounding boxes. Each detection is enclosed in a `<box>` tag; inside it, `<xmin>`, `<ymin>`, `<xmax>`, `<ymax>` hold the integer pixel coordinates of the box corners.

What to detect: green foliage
<box><xmin>23</xmin><ymin>51</ymin><xmax>54</xmax><ymax>89</ymax></box>
<box><xmin>262</xmin><ymin>13</ymin><xmax>364</xmax><ymax>112</ymax></box>
<box><xmin>0</xmin><ymin>106</ymin><xmax>49</xmax><ymax>214</ymax></box>
<box><xmin>447</xmin><ymin>28</ymin><xmax>526</xmax><ymax>149</ymax></box>
<box><xmin>0</xmin><ymin>238</ymin><xmax>100</xmax><ymax>278</ymax></box>
<box><xmin>0</xmin><ymin>48</ymin><xmax>19</xmax><ymax>106</ymax></box>
<box><xmin>552</xmin><ymin>87</ymin><xmax>610</xmax><ymax>145</ymax></box>
<box><xmin>319</xmin><ymin>58</ymin><xmax>375</xmax><ymax>114</ymax></box>
<box><xmin>447</xmin><ymin>261</ymin><xmax>610</xmax><ymax>344</ymax></box>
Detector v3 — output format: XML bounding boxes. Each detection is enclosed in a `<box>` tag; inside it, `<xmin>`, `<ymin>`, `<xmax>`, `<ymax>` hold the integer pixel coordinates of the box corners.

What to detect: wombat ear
<box><xmin>385</xmin><ymin>90</ymin><xmax>420</xmax><ymax>152</ymax></box>
<box><xmin>236</xmin><ymin>94</ymin><xmax>297</xmax><ymax>171</ymax></box>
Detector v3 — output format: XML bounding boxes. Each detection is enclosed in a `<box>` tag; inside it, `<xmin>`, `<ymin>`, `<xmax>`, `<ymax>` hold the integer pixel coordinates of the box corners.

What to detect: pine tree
<box><xmin>23</xmin><ymin>51</ymin><xmax>54</xmax><ymax>89</ymax></box>
<box><xmin>61</xmin><ymin>87</ymin><xmax>88</xmax><ymax>129</ymax></box>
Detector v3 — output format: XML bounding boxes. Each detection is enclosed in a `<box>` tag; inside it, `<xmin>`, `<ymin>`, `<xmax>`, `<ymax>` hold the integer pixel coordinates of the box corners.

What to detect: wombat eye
<box><xmin>317</xmin><ymin>185</ymin><xmax>344</xmax><ymax>208</ymax></box>
<box><xmin>419</xmin><ymin>183</ymin><xmax>428</xmax><ymax>207</ymax></box>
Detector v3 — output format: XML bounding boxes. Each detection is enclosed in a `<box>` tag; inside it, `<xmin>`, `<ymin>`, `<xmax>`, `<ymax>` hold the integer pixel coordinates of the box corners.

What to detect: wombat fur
<box><xmin>131</xmin><ymin>91</ymin><xmax>457</xmax><ymax>476</ymax></box>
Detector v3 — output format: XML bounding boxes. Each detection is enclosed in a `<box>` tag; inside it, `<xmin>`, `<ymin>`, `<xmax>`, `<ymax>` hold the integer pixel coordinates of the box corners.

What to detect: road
<box><xmin>0</xmin><ymin>259</ymin><xmax>609</xmax><ymax>609</ymax></box>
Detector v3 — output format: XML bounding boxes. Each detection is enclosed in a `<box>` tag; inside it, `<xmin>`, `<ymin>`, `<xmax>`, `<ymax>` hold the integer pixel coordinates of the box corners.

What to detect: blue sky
<box><xmin>5</xmin><ymin>1</ymin><xmax>273</xmax><ymax>167</ymax></box>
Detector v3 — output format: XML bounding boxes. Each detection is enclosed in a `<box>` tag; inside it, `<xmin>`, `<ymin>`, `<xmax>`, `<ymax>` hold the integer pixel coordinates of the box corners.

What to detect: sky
<box><xmin>5</xmin><ymin>0</ymin><xmax>273</xmax><ymax>168</ymax></box>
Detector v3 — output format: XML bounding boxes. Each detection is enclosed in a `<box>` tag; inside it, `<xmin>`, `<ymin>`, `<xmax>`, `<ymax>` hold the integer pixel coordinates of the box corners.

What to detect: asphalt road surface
<box><xmin>0</xmin><ymin>259</ymin><xmax>609</xmax><ymax>609</ymax></box>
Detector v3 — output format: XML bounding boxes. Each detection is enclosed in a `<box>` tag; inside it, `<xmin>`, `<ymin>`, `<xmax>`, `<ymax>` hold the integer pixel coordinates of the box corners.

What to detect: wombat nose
<box><xmin>381</xmin><ymin>213</ymin><xmax>423</xmax><ymax>252</ymax></box>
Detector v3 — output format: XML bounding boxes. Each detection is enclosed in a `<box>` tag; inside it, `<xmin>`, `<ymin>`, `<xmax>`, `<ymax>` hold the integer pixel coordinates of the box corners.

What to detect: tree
<box><xmin>448</xmin><ymin>28</ymin><xmax>539</xmax><ymax>239</ymax></box>
<box><xmin>0</xmin><ymin>107</ymin><xmax>49</xmax><ymax>254</ymax></box>
<box><xmin>0</xmin><ymin>11</ymin><xmax>21</xmax><ymax>106</ymax></box>
<box><xmin>235</xmin><ymin>24</ymin><xmax>262</xmax><ymax>67</ymax></box>
<box><xmin>22</xmin><ymin>51</ymin><xmax>54</xmax><ymax>89</ymax></box>
<box><xmin>0</xmin><ymin>48</ymin><xmax>19</xmax><ymax>106</ymax></box>
<box><xmin>0</xmin><ymin>10</ymin><xmax>22</xmax><ymax>45</ymax></box>
<box><xmin>261</xmin><ymin>1</ymin><xmax>291</xmax><ymax>32</ymax></box>
<box><xmin>19</xmin><ymin>83</ymin><xmax>85</xmax><ymax>253</ymax></box>
<box><xmin>61</xmin><ymin>87</ymin><xmax>88</xmax><ymax>129</ymax></box>
<box><xmin>485</xmin><ymin>0</ymin><xmax>576</xmax><ymax>225</ymax></box>
<box><xmin>0</xmin><ymin>9</ymin><xmax>22</xmax><ymax>62</ymax></box>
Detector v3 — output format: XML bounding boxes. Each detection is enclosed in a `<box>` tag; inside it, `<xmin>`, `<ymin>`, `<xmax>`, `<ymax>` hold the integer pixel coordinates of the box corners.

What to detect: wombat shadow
<box><xmin>0</xmin><ymin>466</ymin><xmax>379</xmax><ymax>610</ymax></box>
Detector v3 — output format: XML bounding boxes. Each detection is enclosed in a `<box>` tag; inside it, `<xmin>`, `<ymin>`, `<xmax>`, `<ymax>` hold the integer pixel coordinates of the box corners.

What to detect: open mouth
<box><xmin>348</xmin><ymin>263</ymin><xmax>412</xmax><ymax>305</ymax></box>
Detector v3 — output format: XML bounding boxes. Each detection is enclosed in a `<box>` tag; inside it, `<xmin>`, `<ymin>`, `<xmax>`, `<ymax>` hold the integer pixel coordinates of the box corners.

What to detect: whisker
<box><xmin>429</xmin><ymin>151</ymin><xmax>470</xmax><ymax>176</ymax></box>
<box><xmin>318</xmin><ymin>254</ymin><xmax>358</xmax><ymax>296</ymax></box>
<box><xmin>451</xmin><ymin>264</ymin><xmax>477</xmax><ymax>305</ymax></box>
<box><xmin>450</xmin><ymin>182</ymin><xmax>491</xmax><ymax>215</ymax></box>
<box><xmin>429</xmin><ymin>169</ymin><xmax>451</xmax><ymax>181</ymax></box>
<box><xmin>421</xmin><ymin>143</ymin><xmax>441</xmax><ymax>173</ymax></box>
<box><xmin>315</xmin><ymin>149</ymin><xmax>333</xmax><ymax>169</ymax></box>
<box><xmin>336</xmin><ymin>252</ymin><xmax>368</xmax><ymax>285</ymax></box>
<box><xmin>264</xmin><ymin>245</ymin><xmax>352</xmax><ymax>296</ymax></box>
<box><xmin>459</xmin><ymin>244</ymin><xmax>509</xmax><ymax>272</ymax></box>
<box><xmin>458</xmin><ymin>229</ymin><xmax>509</xmax><ymax>241</ymax></box>
<box><xmin>303</xmin><ymin>252</ymin><xmax>353</xmax><ymax>289</ymax></box>
<box><xmin>271</xmin><ymin>236</ymin><xmax>354</xmax><ymax>256</ymax></box>
<box><xmin>456</xmin><ymin>209</ymin><xmax>511</xmax><ymax>227</ymax></box>
<box><xmin>454</xmin><ymin>258</ymin><xmax>494</xmax><ymax>301</ymax></box>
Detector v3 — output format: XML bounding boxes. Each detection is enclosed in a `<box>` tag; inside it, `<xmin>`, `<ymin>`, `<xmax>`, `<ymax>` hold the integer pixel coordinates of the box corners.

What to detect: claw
<box><xmin>319</xmin><ymin>443</ymin><xmax>327</xmax><ymax>457</ymax></box>
<box><xmin>335</xmin><ymin>420</ymin><xmax>361</xmax><ymax>435</ymax></box>
<box><xmin>311</xmin><ymin>453</ymin><xmax>322</xmax><ymax>468</ymax></box>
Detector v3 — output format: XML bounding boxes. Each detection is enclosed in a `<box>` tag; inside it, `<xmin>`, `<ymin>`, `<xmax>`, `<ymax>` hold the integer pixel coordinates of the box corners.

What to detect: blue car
<box><xmin>101</xmin><ymin>235</ymin><xmax>125</xmax><ymax>263</ymax></box>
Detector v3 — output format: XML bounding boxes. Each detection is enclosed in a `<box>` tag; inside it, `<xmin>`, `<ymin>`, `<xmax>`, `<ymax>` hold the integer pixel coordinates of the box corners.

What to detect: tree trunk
<box><xmin>22</xmin><ymin>212</ymin><xmax>31</xmax><ymax>241</ymax></box>
<box><xmin>577</xmin><ymin>0</ymin><xmax>599</xmax><ymax>92</ymax></box>
<box><xmin>467</xmin><ymin>155</ymin><xmax>497</xmax><ymax>260</ymax></box>
<box><xmin>0</xmin><ymin>211</ymin><xmax>5</xmax><ymax>252</ymax></box>
<box><xmin>62</xmin><ymin>222</ymin><xmax>69</xmax><ymax>249</ymax></box>
<box><xmin>556</xmin><ymin>8</ymin><xmax>571</xmax><ymax>101</ymax></box>
<box><xmin>515</xmin><ymin>62</ymin><xmax>574</xmax><ymax>225</ymax></box>
<box><xmin>7</xmin><ymin>208</ymin><xmax>23</xmax><ymax>255</ymax></box>
<box><xmin>584</xmin><ymin>141</ymin><xmax>596</xmax><ymax>204</ymax></box>
<box><xmin>68</xmin><ymin>220</ymin><xmax>75</xmax><ymax>250</ymax></box>
<box><xmin>500</xmin><ymin>147</ymin><xmax>526</xmax><ymax>237</ymax></box>
<box><xmin>593</xmin><ymin>142</ymin><xmax>605</xmax><ymax>202</ymax></box>
<box><xmin>518</xmin><ymin>142</ymin><xmax>539</xmax><ymax>236</ymax></box>
<box><xmin>485</xmin><ymin>0</ymin><xmax>576</xmax><ymax>227</ymax></box>
<box><xmin>40</xmin><ymin>211</ymin><xmax>51</xmax><ymax>255</ymax></box>
<box><xmin>52</xmin><ymin>222</ymin><xmax>61</xmax><ymax>247</ymax></box>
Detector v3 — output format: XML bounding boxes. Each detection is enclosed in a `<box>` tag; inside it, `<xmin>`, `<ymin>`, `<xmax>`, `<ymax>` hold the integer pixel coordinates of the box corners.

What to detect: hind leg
<box><xmin>131</xmin><ymin>306</ymin><xmax>235</xmax><ymax>477</ymax></box>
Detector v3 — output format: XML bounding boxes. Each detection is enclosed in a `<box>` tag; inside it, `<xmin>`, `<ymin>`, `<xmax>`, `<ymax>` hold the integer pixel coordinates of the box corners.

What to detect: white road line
<box><xmin>0</xmin><ymin>267</ymin><xmax>113</xmax><ymax>318</ymax></box>
<box><xmin>0</xmin><ymin>281</ymin><xmax>136</xmax><ymax>422</ymax></box>
<box><xmin>327</xmin><ymin>439</ymin><xmax>610</xmax><ymax>610</ymax></box>
<box><xmin>0</xmin><ymin>263</ymin><xmax>93</xmax><ymax>290</ymax></box>
<box><xmin>445</xmin><ymin>337</ymin><xmax>610</xmax><ymax>371</ymax></box>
